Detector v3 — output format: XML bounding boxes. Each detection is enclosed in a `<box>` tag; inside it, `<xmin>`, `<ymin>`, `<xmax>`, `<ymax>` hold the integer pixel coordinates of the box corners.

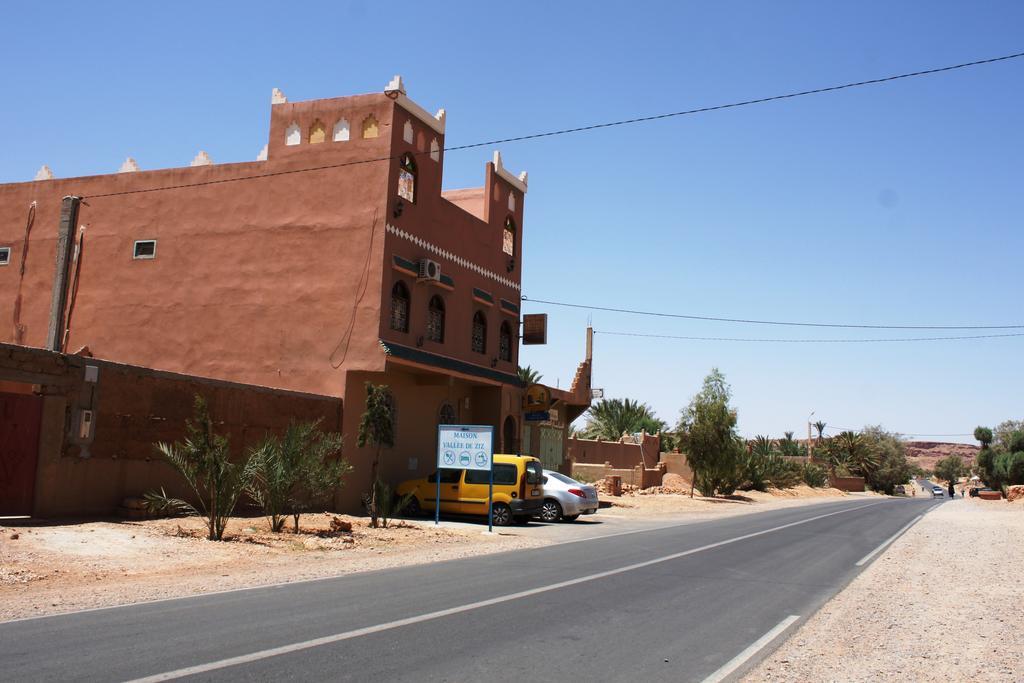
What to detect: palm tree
<box><xmin>814</xmin><ymin>421</ymin><xmax>827</xmax><ymax>441</ymax></box>
<box><xmin>778</xmin><ymin>431</ymin><xmax>802</xmax><ymax>458</ymax></box>
<box><xmin>518</xmin><ymin>365</ymin><xmax>543</xmax><ymax>385</ymax></box>
<box><xmin>581</xmin><ymin>398</ymin><xmax>666</xmax><ymax>441</ymax></box>
<box><xmin>831</xmin><ymin>430</ymin><xmax>879</xmax><ymax>477</ymax></box>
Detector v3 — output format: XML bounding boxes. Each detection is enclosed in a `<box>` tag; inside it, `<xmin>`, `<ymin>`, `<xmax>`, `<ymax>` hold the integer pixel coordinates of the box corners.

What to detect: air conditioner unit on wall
<box><xmin>418</xmin><ymin>259</ymin><xmax>441</xmax><ymax>282</ymax></box>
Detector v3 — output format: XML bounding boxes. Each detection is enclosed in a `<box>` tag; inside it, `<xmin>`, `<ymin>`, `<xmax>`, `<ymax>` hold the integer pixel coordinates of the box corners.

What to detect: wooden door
<box><xmin>0</xmin><ymin>392</ymin><xmax>43</xmax><ymax>516</ymax></box>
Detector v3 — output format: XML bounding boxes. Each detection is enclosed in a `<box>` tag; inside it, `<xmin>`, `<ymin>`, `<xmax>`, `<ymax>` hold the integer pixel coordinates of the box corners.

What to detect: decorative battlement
<box><xmin>385</xmin><ymin>75</ymin><xmax>446</xmax><ymax>135</ymax></box>
<box><xmin>492</xmin><ymin>151</ymin><xmax>528</xmax><ymax>194</ymax></box>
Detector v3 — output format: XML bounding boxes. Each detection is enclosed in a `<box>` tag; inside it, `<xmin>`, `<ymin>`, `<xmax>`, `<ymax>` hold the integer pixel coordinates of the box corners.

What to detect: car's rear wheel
<box><xmin>562</xmin><ymin>514</ymin><xmax>580</xmax><ymax>522</ymax></box>
<box><xmin>539</xmin><ymin>499</ymin><xmax>562</xmax><ymax>523</ymax></box>
<box><xmin>403</xmin><ymin>495</ymin><xmax>422</xmax><ymax>517</ymax></box>
<box><xmin>491</xmin><ymin>503</ymin><xmax>513</xmax><ymax>526</ymax></box>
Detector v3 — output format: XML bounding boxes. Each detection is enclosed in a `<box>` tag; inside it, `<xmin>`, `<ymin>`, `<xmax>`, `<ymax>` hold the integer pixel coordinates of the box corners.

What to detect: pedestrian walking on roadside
<box><xmin>948</xmin><ymin>482</ymin><xmax>955</xmax><ymax>499</ymax></box>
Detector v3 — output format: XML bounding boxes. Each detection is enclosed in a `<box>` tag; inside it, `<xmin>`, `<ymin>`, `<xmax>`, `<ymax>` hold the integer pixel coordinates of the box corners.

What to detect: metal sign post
<box><xmin>437</xmin><ymin>424</ymin><xmax>494</xmax><ymax>529</ymax></box>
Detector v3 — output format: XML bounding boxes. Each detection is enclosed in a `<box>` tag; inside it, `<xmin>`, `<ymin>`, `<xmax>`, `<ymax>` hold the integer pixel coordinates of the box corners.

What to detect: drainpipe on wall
<box><xmin>45</xmin><ymin>196</ymin><xmax>81</xmax><ymax>352</ymax></box>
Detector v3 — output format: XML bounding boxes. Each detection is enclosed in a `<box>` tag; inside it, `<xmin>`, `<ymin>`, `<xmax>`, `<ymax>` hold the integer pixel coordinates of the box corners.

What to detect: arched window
<box><xmin>285</xmin><ymin>122</ymin><xmax>301</xmax><ymax>146</ymax></box>
<box><xmin>398</xmin><ymin>153</ymin><xmax>417</xmax><ymax>203</ymax></box>
<box><xmin>309</xmin><ymin>120</ymin><xmax>326</xmax><ymax>144</ymax></box>
<box><xmin>438</xmin><ymin>401</ymin><xmax>457</xmax><ymax>425</ymax></box>
<box><xmin>333</xmin><ymin>118</ymin><xmax>350</xmax><ymax>142</ymax></box>
<box><xmin>403</xmin><ymin>120</ymin><xmax>414</xmax><ymax>144</ymax></box>
<box><xmin>429</xmin><ymin>138</ymin><xmax>440</xmax><ymax>162</ymax></box>
<box><xmin>503</xmin><ymin>216</ymin><xmax>515</xmax><ymax>257</ymax></box>
<box><xmin>472</xmin><ymin>311</ymin><xmax>487</xmax><ymax>354</ymax></box>
<box><xmin>499</xmin><ymin>321</ymin><xmax>512</xmax><ymax>362</ymax></box>
<box><xmin>361</xmin><ymin>115</ymin><xmax>379</xmax><ymax>139</ymax></box>
<box><xmin>390</xmin><ymin>281</ymin><xmax>410</xmax><ymax>333</ymax></box>
<box><xmin>427</xmin><ymin>295</ymin><xmax>445</xmax><ymax>343</ymax></box>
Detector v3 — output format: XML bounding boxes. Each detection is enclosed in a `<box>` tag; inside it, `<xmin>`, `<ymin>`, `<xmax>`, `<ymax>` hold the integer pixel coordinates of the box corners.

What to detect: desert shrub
<box><xmin>801</xmin><ymin>462</ymin><xmax>829</xmax><ymax>488</ymax></box>
<box><xmin>247</xmin><ymin>420</ymin><xmax>350</xmax><ymax>533</ymax></box>
<box><xmin>145</xmin><ymin>395</ymin><xmax>259</xmax><ymax>541</ymax></box>
<box><xmin>363</xmin><ymin>479</ymin><xmax>414</xmax><ymax>529</ymax></box>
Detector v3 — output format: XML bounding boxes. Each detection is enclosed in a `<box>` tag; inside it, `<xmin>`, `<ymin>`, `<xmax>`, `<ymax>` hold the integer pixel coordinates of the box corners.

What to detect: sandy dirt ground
<box><xmin>599</xmin><ymin>484</ymin><xmax>850</xmax><ymax>518</ymax></box>
<box><xmin>0</xmin><ymin>513</ymin><xmax>541</xmax><ymax>621</ymax></box>
<box><xmin>745</xmin><ymin>497</ymin><xmax>1024</xmax><ymax>682</ymax></box>
<box><xmin>0</xmin><ymin>486</ymin><xmax>849</xmax><ymax>622</ymax></box>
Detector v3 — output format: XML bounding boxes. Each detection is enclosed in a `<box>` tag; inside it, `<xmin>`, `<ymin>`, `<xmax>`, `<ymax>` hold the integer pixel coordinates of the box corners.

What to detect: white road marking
<box><xmin>3</xmin><ymin>499</ymin><xmax>871</xmax><ymax>626</ymax></box>
<box><xmin>854</xmin><ymin>501</ymin><xmax>940</xmax><ymax>567</ymax></box>
<box><xmin>855</xmin><ymin>514</ymin><xmax>923</xmax><ymax>566</ymax></box>
<box><xmin>125</xmin><ymin>501</ymin><xmax>884</xmax><ymax>682</ymax></box>
<box><xmin>701</xmin><ymin>615</ymin><xmax>801</xmax><ymax>683</ymax></box>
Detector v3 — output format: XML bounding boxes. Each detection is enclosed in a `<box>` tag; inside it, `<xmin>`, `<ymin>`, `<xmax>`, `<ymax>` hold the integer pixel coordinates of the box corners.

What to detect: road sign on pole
<box><xmin>436</xmin><ymin>425</ymin><xmax>495</xmax><ymax>529</ymax></box>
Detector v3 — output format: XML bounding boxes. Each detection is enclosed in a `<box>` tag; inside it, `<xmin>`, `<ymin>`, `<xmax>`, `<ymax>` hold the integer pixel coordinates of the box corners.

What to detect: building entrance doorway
<box><xmin>0</xmin><ymin>392</ymin><xmax>43</xmax><ymax>515</ymax></box>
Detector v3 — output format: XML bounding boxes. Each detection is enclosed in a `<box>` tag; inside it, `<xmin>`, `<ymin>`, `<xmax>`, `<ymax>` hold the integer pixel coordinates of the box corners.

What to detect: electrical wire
<box><xmin>81</xmin><ymin>50</ymin><xmax>1024</xmax><ymax>201</ymax></box>
<box><xmin>594</xmin><ymin>330</ymin><xmax>1024</xmax><ymax>343</ymax></box>
<box><xmin>523</xmin><ymin>297</ymin><xmax>1024</xmax><ymax>331</ymax></box>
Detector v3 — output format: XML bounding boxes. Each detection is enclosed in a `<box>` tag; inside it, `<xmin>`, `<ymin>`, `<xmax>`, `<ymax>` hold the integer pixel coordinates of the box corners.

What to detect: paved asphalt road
<box><xmin>1</xmin><ymin>497</ymin><xmax>937</xmax><ymax>682</ymax></box>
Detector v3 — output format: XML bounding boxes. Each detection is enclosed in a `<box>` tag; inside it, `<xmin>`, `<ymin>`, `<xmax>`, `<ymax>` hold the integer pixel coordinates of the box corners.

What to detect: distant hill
<box><xmin>903</xmin><ymin>441</ymin><xmax>978</xmax><ymax>473</ymax></box>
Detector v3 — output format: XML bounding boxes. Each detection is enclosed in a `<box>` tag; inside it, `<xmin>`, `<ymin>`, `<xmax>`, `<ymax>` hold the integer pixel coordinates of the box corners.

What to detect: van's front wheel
<box><xmin>491</xmin><ymin>503</ymin><xmax>513</xmax><ymax>526</ymax></box>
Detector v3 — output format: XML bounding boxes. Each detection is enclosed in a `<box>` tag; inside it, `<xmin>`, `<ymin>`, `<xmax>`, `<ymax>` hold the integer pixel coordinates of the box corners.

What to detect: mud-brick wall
<box><xmin>567</xmin><ymin>434</ymin><xmax>661</xmax><ymax>470</ymax></box>
<box><xmin>829</xmin><ymin>476</ymin><xmax>865</xmax><ymax>493</ymax></box>
<box><xmin>0</xmin><ymin>343</ymin><xmax>343</xmax><ymax>517</ymax></box>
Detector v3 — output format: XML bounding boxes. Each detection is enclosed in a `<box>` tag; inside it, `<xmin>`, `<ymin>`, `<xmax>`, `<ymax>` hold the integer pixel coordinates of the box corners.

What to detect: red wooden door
<box><xmin>0</xmin><ymin>392</ymin><xmax>43</xmax><ymax>515</ymax></box>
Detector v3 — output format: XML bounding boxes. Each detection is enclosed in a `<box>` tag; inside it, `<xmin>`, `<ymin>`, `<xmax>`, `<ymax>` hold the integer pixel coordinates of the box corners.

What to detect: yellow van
<box><xmin>396</xmin><ymin>454</ymin><xmax>545</xmax><ymax>526</ymax></box>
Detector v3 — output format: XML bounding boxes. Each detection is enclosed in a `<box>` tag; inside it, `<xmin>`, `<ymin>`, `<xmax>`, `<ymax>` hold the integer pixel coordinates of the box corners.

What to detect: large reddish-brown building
<box><xmin>0</xmin><ymin>78</ymin><xmax>591</xmax><ymax>514</ymax></box>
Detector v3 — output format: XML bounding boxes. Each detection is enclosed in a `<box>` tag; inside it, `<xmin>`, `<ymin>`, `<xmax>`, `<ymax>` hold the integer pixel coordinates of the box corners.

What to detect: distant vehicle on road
<box><xmin>536</xmin><ymin>470</ymin><xmax>599</xmax><ymax>522</ymax></box>
<box><xmin>931</xmin><ymin>486</ymin><xmax>944</xmax><ymax>498</ymax></box>
<box><xmin>894</xmin><ymin>485</ymin><xmax>906</xmax><ymax>495</ymax></box>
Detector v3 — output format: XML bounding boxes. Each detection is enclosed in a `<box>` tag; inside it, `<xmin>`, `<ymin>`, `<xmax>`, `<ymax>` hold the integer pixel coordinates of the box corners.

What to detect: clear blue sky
<box><xmin>3</xmin><ymin>1</ymin><xmax>1021</xmax><ymax>442</ymax></box>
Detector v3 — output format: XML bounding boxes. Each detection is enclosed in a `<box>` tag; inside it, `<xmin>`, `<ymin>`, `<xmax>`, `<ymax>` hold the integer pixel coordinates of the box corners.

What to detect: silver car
<box><xmin>537</xmin><ymin>470</ymin><xmax>599</xmax><ymax>522</ymax></box>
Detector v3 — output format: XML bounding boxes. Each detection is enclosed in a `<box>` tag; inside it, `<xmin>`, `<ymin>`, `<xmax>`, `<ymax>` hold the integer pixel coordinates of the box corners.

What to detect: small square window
<box><xmin>0</xmin><ymin>247</ymin><xmax>10</xmax><ymax>265</ymax></box>
<box><xmin>133</xmin><ymin>240</ymin><xmax>157</xmax><ymax>260</ymax></box>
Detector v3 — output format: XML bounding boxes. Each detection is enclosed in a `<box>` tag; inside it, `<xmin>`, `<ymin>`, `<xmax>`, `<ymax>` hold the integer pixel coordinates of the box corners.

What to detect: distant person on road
<box><xmin>948</xmin><ymin>482</ymin><xmax>955</xmax><ymax>499</ymax></box>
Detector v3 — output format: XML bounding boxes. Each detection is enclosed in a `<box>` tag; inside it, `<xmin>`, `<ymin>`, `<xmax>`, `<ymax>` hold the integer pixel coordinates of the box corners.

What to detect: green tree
<box><xmin>993</xmin><ymin>420</ymin><xmax>1024</xmax><ymax>449</ymax></box>
<box><xmin>933</xmin><ymin>454</ymin><xmax>967</xmax><ymax>487</ymax></box>
<box><xmin>145</xmin><ymin>395</ymin><xmax>259</xmax><ymax>541</ymax></box>
<box><xmin>517</xmin><ymin>365</ymin><xmax>543</xmax><ymax>385</ymax></box>
<box><xmin>814</xmin><ymin>421</ymin><xmax>827</xmax><ymax>440</ymax></box>
<box><xmin>973</xmin><ymin>426</ymin><xmax>993</xmax><ymax>449</ymax></box>
<box><xmin>248</xmin><ymin>420</ymin><xmax>350</xmax><ymax>533</ymax></box>
<box><xmin>742</xmin><ymin>436</ymin><xmax>801</xmax><ymax>492</ymax></box>
<box><xmin>976</xmin><ymin>447</ymin><xmax>997</xmax><ymax>487</ymax></box>
<box><xmin>677</xmin><ymin>369</ymin><xmax>743</xmax><ymax>497</ymax></box>
<box><xmin>994</xmin><ymin>451</ymin><xmax>1024</xmax><ymax>486</ymax></box>
<box><xmin>581</xmin><ymin>398</ymin><xmax>666</xmax><ymax>441</ymax></box>
<box><xmin>860</xmin><ymin>426</ymin><xmax>915</xmax><ymax>495</ymax></box>
<box><xmin>357</xmin><ymin>383</ymin><xmax>395</xmax><ymax>528</ymax></box>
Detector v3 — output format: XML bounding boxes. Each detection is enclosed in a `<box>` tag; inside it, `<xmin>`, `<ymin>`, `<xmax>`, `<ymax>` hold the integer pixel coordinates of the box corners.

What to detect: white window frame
<box><xmin>0</xmin><ymin>246</ymin><xmax>10</xmax><ymax>265</ymax></box>
<box><xmin>133</xmin><ymin>239</ymin><xmax>157</xmax><ymax>260</ymax></box>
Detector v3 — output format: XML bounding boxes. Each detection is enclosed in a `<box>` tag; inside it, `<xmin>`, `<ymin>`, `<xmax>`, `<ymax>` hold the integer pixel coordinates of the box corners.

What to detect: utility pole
<box><xmin>807</xmin><ymin>411</ymin><xmax>815</xmax><ymax>461</ymax></box>
<box><xmin>45</xmin><ymin>196</ymin><xmax>81</xmax><ymax>352</ymax></box>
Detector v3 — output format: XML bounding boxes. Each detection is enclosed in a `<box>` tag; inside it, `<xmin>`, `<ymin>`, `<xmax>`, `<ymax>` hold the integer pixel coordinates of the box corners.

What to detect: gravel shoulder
<box><xmin>0</xmin><ymin>486</ymin><xmax>849</xmax><ymax>622</ymax></box>
<box><xmin>744</xmin><ymin>497</ymin><xmax>1024</xmax><ymax>682</ymax></box>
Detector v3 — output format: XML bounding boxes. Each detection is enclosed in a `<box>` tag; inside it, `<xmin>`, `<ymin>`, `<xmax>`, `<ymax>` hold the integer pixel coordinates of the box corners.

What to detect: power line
<box><xmin>524</xmin><ymin>297</ymin><xmax>1024</xmax><ymax>331</ymax></box>
<box><xmin>594</xmin><ymin>330</ymin><xmax>1024</xmax><ymax>343</ymax></box>
<box><xmin>82</xmin><ymin>50</ymin><xmax>1024</xmax><ymax>201</ymax></box>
